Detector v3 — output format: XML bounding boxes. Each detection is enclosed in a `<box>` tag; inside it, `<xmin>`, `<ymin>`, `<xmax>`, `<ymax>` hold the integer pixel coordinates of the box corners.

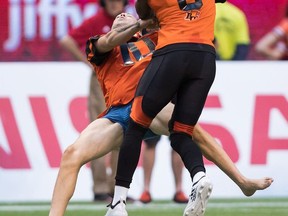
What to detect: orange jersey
<box><xmin>86</xmin><ymin>31</ymin><xmax>158</xmax><ymax>110</ymax></box>
<box><xmin>148</xmin><ymin>0</ymin><xmax>215</xmax><ymax>49</ymax></box>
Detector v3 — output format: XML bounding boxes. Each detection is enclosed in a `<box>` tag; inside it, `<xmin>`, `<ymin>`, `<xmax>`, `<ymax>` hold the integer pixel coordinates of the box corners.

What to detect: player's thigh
<box><xmin>74</xmin><ymin>118</ymin><xmax>124</xmax><ymax>162</ymax></box>
<box><xmin>135</xmin><ymin>54</ymin><xmax>184</xmax><ymax>118</ymax></box>
<box><xmin>150</xmin><ymin>103</ymin><xmax>174</xmax><ymax>135</ymax></box>
<box><xmin>172</xmin><ymin>55</ymin><xmax>215</xmax><ymax>127</ymax></box>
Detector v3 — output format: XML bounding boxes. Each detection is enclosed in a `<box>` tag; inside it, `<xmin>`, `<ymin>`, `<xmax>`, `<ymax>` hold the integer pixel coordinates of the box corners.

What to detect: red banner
<box><xmin>0</xmin><ymin>0</ymin><xmax>135</xmax><ymax>61</ymax></box>
<box><xmin>0</xmin><ymin>0</ymin><xmax>286</xmax><ymax>61</ymax></box>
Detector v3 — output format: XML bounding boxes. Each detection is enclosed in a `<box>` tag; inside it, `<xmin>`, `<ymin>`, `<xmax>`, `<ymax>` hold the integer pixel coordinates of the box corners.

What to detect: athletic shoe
<box><xmin>173</xmin><ymin>191</ymin><xmax>189</xmax><ymax>203</ymax></box>
<box><xmin>105</xmin><ymin>197</ymin><xmax>128</xmax><ymax>216</ymax></box>
<box><xmin>183</xmin><ymin>176</ymin><xmax>213</xmax><ymax>216</ymax></box>
<box><xmin>139</xmin><ymin>191</ymin><xmax>152</xmax><ymax>203</ymax></box>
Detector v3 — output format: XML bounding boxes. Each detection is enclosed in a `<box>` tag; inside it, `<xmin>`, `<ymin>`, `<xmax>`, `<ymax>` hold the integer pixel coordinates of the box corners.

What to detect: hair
<box><xmin>100</xmin><ymin>0</ymin><xmax>128</xmax><ymax>7</ymax></box>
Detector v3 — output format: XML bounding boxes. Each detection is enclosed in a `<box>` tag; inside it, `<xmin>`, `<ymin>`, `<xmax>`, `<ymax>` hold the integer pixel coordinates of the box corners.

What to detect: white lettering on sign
<box><xmin>3</xmin><ymin>0</ymin><xmax>97</xmax><ymax>51</ymax></box>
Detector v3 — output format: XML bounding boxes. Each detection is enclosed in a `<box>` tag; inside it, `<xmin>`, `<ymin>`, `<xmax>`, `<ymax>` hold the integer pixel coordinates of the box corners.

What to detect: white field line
<box><xmin>0</xmin><ymin>201</ymin><xmax>288</xmax><ymax>212</ymax></box>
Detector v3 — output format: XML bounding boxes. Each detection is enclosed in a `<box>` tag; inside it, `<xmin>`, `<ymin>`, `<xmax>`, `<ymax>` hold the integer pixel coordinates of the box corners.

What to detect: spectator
<box><xmin>214</xmin><ymin>1</ymin><xmax>250</xmax><ymax>60</ymax></box>
<box><xmin>59</xmin><ymin>0</ymin><xmax>127</xmax><ymax>201</ymax></box>
<box><xmin>255</xmin><ymin>5</ymin><xmax>288</xmax><ymax>60</ymax></box>
<box><xmin>229</xmin><ymin>0</ymin><xmax>287</xmax><ymax>59</ymax></box>
<box><xmin>139</xmin><ymin>136</ymin><xmax>188</xmax><ymax>204</ymax></box>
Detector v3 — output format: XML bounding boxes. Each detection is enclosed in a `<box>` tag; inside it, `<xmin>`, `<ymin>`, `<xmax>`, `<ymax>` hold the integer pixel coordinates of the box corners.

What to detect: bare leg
<box><xmin>138</xmin><ymin>138</ymin><xmax>158</xmax><ymax>203</ymax></box>
<box><xmin>143</xmin><ymin>142</ymin><xmax>156</xmax><ymax>192</ymax></box>
<box><xmin>107</xmin><ymin>150</ymin><xmax>119</xmax><ymax>195</ymax></box>
<box><xmin>91</xmin><ymin>157</ymin><xmax>110</xmax><ymax>197</ymax></box>
<box><xmin>151</xmin><ymin>103</ymin><xmax>273</xmax><ymax>197</ymax></box>
<box><xmin>171</xmin><ymin>149</ymin><xmax>188</xmax><ymax>203</ymax></box>
<box><xmin>88</xmin><ymin>72</ymin><xmax>106</xmax><ymax>120</ymax></box>
<box><xmin>192</xmin><ymin>125</ymin><xmax>273</xmax><ymax>196</ymax></box>
<box><xmin>49</xmin><ymin>118</ymin><xmax>123</xmax><ymax>216</ymax></box>
<box><xmin>88</xmin><ymin>72</ymin><xmax>110</xmax><ymax>200</ymax></box>
<box><xmin>171</xmin><ymin>150</ymin><xmax>184</xmax><ymax>193</ymax></box>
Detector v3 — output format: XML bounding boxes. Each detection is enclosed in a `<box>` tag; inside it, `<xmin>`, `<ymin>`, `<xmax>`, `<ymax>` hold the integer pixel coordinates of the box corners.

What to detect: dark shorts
<box><xmin>102</xmin><ymin>103</ymin><xmax>158</xmax><ymax>140</ymax></box>
<box><xmin>133</xmin><ymin>44</ymin><xmax>216</xmax><ymax>133</ymax></box>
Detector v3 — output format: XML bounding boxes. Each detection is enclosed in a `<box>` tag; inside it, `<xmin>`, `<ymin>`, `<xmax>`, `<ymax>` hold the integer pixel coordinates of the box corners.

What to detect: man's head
<box><xmin>111</xmin><ymin>13</ymin><xmax>137</xmax><ymax>29</ymax></box>
<box><xmin>100</xmin><ymin>0</ymin><xmax>128</xmax><ymax>18</ymax></box>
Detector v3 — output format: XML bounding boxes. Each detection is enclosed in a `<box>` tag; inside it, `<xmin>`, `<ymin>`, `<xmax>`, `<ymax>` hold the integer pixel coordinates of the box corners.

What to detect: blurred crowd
<box><xmin>216</xmin><ymin>0</ymin><xmax>288</xmax><ymax>61</ymax></box>
<box><xmin>0</xmin><ymin>0</ymin><xmax>287</xmax><ymax>62</ymax></box>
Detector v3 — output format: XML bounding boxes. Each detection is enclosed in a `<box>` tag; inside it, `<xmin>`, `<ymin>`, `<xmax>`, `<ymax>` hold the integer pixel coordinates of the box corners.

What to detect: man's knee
<box><xmin>61</xmin><ymin>144</ymin><xmax>83</xmax><ymax>168</ymax></box>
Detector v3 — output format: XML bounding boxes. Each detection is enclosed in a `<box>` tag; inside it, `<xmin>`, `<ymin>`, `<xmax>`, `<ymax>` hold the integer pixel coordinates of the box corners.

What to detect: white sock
<box><xmin>112</xmin><ymin>186</ymin><xmax>128</xmax><ymax>205</ymax></box>
<box><xmin>193</xmin><ymin>171</ymin><xmax>206</xmax><ymax>183</ymax></box>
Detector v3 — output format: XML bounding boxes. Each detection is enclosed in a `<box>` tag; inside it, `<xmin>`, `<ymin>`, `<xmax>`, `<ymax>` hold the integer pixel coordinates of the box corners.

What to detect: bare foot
<box><xmin>240</xmin><ymin>177</ymin><xmax>274</xmax><ymax>197</ymax></box>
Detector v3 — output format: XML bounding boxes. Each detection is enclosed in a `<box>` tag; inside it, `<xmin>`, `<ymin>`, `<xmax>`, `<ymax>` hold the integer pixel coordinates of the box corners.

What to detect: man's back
<box><xmin>148</xmin><ymin>0</ymin><xmax>215</xmax><ymax>49</ymax></box>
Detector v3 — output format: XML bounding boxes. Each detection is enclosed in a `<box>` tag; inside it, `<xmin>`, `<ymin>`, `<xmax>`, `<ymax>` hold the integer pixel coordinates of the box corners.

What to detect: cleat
<box><xmin>173</xmin><ymin>191</ymin><xmax>189</xmax><ymax>203</ymax></box>
<box><xmin>183</xmin><ymin>176</ymin><xmax>213</xmax><ymax>216</ymax></box>
<box><xmin>139</xmin><ymin>191</ymin><xmax>152</xmax><ymax>204</ymax></box>
<box><xmin>105</xmin><ymin>197</ymin><xmax>128</xmax><ymax>216</ymax></box>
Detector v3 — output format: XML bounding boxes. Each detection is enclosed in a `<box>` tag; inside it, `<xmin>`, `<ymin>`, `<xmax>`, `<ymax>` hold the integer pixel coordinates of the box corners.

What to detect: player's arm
<box><xmin>86</xmin><ymin>18</ymin><xmax>153</xmax><ymax>65</ymax></box>
<box><xmin>95</xmin><ymin>19</ymin><xmax>153</xmax><ymax>53</ymax></box>
<box><xmin>255</xmin><ymin>24</ymin><xmax>287</xmax><ymax>60</ymax></box>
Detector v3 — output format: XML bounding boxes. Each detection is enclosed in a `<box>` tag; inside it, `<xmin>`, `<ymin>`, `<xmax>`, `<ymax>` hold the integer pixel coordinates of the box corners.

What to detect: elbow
<box><xmin>59</xmin><ymin>35</ymin><xmax>69</xmax><ymax>48</ymax></box>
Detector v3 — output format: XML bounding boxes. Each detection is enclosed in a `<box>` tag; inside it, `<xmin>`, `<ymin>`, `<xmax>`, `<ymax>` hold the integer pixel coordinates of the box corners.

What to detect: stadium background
<box><xmin>0</xmin><ymin>0</ymin><xmax>288</xmax><ymax>202</ymax></box>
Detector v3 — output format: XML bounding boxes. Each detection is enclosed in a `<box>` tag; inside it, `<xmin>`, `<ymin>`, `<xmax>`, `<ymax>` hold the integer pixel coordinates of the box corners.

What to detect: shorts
<box><xmin>102</xmin><ymin>103</ymin><xmax>158</xmax><ymax>140</ymax></box>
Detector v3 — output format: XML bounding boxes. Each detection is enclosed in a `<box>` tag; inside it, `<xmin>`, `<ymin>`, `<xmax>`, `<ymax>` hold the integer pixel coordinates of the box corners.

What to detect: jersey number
<box><xmin>120</xmin><ymin>37</ymin><xmax>156</xmax><ymax>66</ymax></box>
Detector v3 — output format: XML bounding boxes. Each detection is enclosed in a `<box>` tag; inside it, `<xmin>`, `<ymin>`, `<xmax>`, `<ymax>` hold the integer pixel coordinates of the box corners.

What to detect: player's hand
<box><xmin>137</xmin><ymin>18</ymin><xmax>155</xmax><ymax>30</ymax></box>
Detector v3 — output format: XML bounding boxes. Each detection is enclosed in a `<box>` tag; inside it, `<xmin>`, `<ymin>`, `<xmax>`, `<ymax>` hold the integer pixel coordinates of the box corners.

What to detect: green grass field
<box><xmin>1</xmin><ymin>198</ymin><xmax>287</xmax><ymax>216</ymax></box>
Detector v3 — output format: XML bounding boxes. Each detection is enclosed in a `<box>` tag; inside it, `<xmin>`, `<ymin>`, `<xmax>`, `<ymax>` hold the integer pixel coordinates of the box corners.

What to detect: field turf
<box><xmin>0</xmin><ymin>198</ymin><xmax>287</xmax><ymax>216</ymax></box>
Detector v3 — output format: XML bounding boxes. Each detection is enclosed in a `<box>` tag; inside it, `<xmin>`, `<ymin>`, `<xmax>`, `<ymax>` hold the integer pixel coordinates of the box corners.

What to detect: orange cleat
<box><xmin>139</xmin><ymin>191</ymin><xmax>152</xmax><ymax>204</ymax></box>
<box><xmin>173</xmin><ymin>191</ymin><xmax>189</xmax><ymax>203</ymax></box>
